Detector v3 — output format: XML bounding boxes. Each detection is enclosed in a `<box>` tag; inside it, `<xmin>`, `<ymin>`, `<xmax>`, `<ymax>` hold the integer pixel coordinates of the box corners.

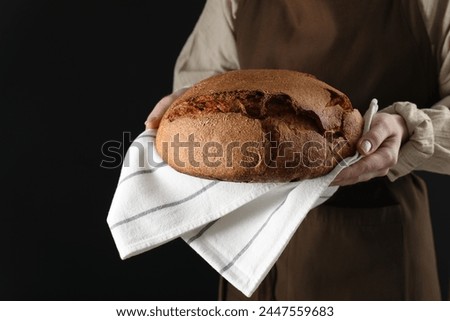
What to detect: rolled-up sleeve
<box><xmin>173</xmin><ymin>0</ymin><xmax>239</xmax><ymax>91</ymax></box>
<box><xmin>383</xmin><ymin>0</ymin><xmax>450</xmax><ymax>180</ymax></box>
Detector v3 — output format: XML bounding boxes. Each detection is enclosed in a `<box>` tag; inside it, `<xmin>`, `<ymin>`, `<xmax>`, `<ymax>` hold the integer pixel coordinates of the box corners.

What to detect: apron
<box><xmin>219</xmin><ymin>0</ymin><xmax>441</xmax><ymax>300</ymax></box>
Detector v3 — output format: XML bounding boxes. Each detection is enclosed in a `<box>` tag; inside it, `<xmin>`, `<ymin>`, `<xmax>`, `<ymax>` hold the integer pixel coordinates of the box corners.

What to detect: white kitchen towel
<box><xmin>107</xmin><ymin>99</ymin><xmax>378</xmax><ymax>297</ymax></box>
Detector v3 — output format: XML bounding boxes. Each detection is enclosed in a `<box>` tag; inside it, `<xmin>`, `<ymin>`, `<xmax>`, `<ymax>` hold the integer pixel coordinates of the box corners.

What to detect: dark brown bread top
<box><xmin>169</xmin><ymin>69</ymin><xmax>353</xmax><ymax>131</ymax></box>
<box><xmin>156</xmin><ymin>69</ymin><xmax>364</xmax><ymax>182</ymax></box>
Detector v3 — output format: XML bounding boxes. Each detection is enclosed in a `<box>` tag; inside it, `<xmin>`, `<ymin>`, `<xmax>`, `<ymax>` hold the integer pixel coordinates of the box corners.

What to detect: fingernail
<box><xmin>361</xmin><ymin>140</ymin><xmax>372</xmax><ymax>154</ymax></box>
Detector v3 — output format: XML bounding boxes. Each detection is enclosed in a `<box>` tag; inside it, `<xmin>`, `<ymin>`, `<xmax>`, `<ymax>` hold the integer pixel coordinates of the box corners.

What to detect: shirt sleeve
<box><xmin>382</xmin><ymin>0</ymin><xmax>450</xmax><ymax>180</ymax></box>
<box><xmin>172</xmin><ymin>0</ymin><xmax>239</xmax><ymax>91</ymax></box>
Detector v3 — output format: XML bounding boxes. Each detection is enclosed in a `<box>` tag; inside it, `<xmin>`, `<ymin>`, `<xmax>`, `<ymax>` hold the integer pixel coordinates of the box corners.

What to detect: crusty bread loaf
<box><xmin>155</xmin><ymin>69</ymin><xmax>364</xmax><ymax>182</ymax></box>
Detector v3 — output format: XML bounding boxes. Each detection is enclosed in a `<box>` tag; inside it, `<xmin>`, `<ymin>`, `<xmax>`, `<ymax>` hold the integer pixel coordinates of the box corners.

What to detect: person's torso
<box><xmin>234</xmin><ymin>0</ymin><xmax>440</xmax><ymax>112</ymax></box>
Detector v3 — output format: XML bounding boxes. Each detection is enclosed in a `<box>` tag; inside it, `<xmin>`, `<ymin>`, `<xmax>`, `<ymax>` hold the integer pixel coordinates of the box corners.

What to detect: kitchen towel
<box><xmin>107</xmin><ymin>99</ymin><xmax>378</xmax><ymax>297</ymax></box>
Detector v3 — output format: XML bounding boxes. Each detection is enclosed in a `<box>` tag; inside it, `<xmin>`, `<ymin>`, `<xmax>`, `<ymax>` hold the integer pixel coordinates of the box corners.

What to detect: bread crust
<box><xmin>156</xmin><ymin>69</ymin><xmax>364</xmax><ymax>182</ymax></box>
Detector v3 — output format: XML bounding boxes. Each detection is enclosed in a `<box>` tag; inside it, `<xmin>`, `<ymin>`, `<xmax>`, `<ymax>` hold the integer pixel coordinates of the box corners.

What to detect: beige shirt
<box><xmin>172</xmin><ymin>0</ymin><xmax>450</xmax><ymax>180</ymax></box>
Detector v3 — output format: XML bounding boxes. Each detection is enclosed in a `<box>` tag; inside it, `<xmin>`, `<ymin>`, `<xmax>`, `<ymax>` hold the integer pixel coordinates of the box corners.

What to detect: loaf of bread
<box><xmin>155</xmin><ymin>69</ymin><xmax>363</xmax><ymax>182</ymax></box>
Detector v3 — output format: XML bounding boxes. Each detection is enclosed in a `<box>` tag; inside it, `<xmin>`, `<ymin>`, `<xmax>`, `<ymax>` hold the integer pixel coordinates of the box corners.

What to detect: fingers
<box><xmin>357</xmin><ymin>113</ymin><xmax>407</xmax><ymax>156</ymax></box>
<box><xmin>331</xmin><ymin>147</ymin><xmax>394</xmax><ymax>186</ymax></box>
<box><xmin>331</xmin><ymin>113</ymin><xmax>408</xmax><ymax>186</ymax></box>
<box><xmin>145</xmin><ymin>95</ymin><xmax>173</xmax><ymax>129</ymax></box>
<box><xmin>144</xmin><ymin>87</ymin><xmax>190</xmax><ymax>129</ymax></box>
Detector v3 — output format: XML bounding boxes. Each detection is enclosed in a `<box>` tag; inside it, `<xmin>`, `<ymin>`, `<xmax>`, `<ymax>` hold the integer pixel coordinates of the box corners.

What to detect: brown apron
<box><xmin>219</xmin><ymin>0</ymin><xmax>441</xmax><ymax>300</ymax></box>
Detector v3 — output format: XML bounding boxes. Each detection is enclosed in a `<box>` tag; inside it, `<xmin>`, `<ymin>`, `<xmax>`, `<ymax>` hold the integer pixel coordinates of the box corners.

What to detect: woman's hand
<box><xmin>331</xmin><ymin>112</ymin><xmax>409</xmax><ymax>186</ymax></box>
<box><xmin>144</xmin><ymin>87</ymin><xmax>189</xmax><ymax>129</ymax></box>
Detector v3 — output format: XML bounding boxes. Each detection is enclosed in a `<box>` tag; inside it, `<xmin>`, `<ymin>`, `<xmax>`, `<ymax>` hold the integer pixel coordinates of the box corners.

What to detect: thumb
<box><xmin>144</xmin><ymin>87</ymin><xmax>189</xmax><ymax>130</ymax></box>
<box><xmin>356</xmin><ymin>115</ymin><xmax>388</xmax><ymax>156</ymax></box>
<box><xmin>357</xmin><ymin>137</ymin><xmax>373</xmax><ymax>156</ymax></box>
<box><xmin>145</xmin><ymin>96</ymin><xmax>173</xmax><ymax>129</ymax></box>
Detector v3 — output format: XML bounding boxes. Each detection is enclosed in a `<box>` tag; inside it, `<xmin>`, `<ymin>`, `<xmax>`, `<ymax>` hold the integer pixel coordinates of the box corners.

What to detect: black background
<box><xmin>1</xmin><ymin>0</ymin><xmax>217</xmax><ymax>300</ymax></box>
<box><xmin>0</xmin><ymin>0</ymin><xmax>448</xmax><ymax>300</ymax></box>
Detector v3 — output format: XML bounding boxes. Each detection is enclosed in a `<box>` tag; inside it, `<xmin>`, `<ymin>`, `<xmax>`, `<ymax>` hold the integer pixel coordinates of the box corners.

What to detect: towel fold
<box><xmin>107</xmin><ymin>99</ymin><xmax>378</xmax><ymax>297</ymax></box>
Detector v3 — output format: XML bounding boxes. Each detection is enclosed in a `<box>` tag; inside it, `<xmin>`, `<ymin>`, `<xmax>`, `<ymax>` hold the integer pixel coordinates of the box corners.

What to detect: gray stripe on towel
<box><xmin>110</xmin><ymin>181</ymin><xmax>220</xmax><ymax>230</ymax></box>
<box><xmin>219</xmin><ymin>199</ymin><xmax>286</xmax><ymax>274</ymax></box>
<box><xmin>118</xmin><ymin>164</ymin><xmax>167</xmax><ymax>185</ymax></box>
<box><xmin>186</xmin><ymin>220</ymin><xmax>218</xmax><ymax>244</ymax></box>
